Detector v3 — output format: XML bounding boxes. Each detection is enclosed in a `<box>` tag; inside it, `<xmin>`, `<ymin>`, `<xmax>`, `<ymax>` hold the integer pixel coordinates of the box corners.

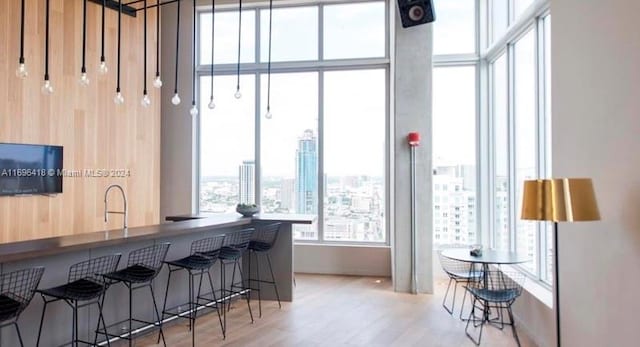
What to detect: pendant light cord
<box><xmin>266</xmin><ymin>0</ymin><xmax>273</xmax><ymax>112</ymax></box>
<box><xmin>236</xmin><ymin>0</ymin><xmax>242</xmax><ymax>92</ymax></box>
<box><xmin>192</xmin><ymin>0</ymin><xmax>196</xmax><ymax>105</ymax></box>
<box><xmin>44</xmin><ymin>0</ymin><xmax>50</xmax><ymax>80</ymax></box>
<box><xmin>19</xmin><ymin>0</ymin><xmax>25</xmax><ymax>64</ymax></box>
<box><xmin>143</xmin><ymin>0</ymin><xmax>148</xmax><ymax>94</ymax></box>
<box><xmin>210</xmin><ymin>0</ymin><xmax>215</xmax><ymax>99</ymax></box>
<box><xmin>82</xmin><ymin>0</ymin><xmax>87</xmax><ymax>73</ymax></box>
<box><xmin>174</xmin><ymin>0</ymin><xmax>181</xmax><ymax>94</ymax></box>
<box><xmin>101</xmin><ymin>0</ymin><xmax>106</xmax><ymax>62</ymax></box>
<box><xmin>156</xmin><ymin>0</ymin><xmax>160</xmax><ymax>77</ymax></box>
<box><xmin>117</xmin><ymin>0</ymin><xmax>122</xmax><ymax>92</ymax></box>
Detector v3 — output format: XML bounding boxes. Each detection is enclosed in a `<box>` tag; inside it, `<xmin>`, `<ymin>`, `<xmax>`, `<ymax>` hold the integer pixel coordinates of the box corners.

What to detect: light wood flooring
<box><xmin>135</xmin><ymin>274</ymin><xmax>536</xmax><ymax>347</ymax></box>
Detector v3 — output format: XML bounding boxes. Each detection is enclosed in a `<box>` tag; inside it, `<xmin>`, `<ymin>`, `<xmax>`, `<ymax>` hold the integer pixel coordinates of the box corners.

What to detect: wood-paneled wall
<box><xmin>0</xmin><ymin>0</ymin><xmax>161</xmax><ymax>242</ymax></box>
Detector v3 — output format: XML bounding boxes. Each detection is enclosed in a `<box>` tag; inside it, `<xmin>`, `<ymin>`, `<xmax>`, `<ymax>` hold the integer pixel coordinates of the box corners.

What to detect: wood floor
<box><xmin>134</xmin><ymin>274</ymin><xmax>536</xmax><ymax>347</ymax></box>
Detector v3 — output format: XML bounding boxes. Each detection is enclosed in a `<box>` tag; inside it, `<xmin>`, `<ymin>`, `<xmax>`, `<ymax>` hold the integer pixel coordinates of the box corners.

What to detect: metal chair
<box><xmin>100</xmin><ymin>243</ymin><xmax>170</xmax><ymax>347</ymax></box>
<box><xmin>0</xmin><ymin>267</ymin><xmax>45</xmax><ymax>347</ymax></box>
<box><xmin>36</xmin><ymin>255</ymin><xmax>120</xmax><ymax>347</ymax></box>
<box><xmin>219</xmin><ymin>228</ymin><xmax>255</xmax><ymax>336</ymax></box>
<box><xmin>464</xmin><ymin>269</ymin><xmax>525</xmax><ymax>346</ymax></box>
<box><xmin>160</xmin><ymin>235</ymin><xmax>225</xmax><ymax>346</ymax></box>
<box><xmin>439</xmin><ymin>250</ymin><xmax>482</xmax><ymax>320</ymax></box>
<box><xmin>247</xmin><ymin>222</ymin><xmax>282</xmax><ymax>317</ymax></box>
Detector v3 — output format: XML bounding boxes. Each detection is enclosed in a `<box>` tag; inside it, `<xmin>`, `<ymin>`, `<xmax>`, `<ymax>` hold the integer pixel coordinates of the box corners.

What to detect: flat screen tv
<box><xmin>0</xmin><ymin>143</ymin><xmax>63</xmax><ymax>196</ymax></box>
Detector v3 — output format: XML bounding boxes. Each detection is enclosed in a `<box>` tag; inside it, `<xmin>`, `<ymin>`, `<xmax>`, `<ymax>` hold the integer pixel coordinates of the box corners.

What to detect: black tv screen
<box><xmin>0</xmin><ymin>143</ymin><xmax>63</xmax><ymax>196</ymax></box>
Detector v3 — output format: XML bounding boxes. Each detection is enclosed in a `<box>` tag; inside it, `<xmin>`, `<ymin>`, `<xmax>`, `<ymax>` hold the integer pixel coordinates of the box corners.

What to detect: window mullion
<box><xmin>507</xmin><ymin>42</ymin><xmax>516</xmax><ymax>253</ymax></box>
<box><xmin>318</xmin><ymin>70</ymin><xmax>325</xmax><ymax>242</ymax></box>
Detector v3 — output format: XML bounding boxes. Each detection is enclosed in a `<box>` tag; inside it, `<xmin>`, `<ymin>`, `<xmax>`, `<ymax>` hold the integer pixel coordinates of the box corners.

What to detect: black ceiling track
<box><xmin>88</xmin><ymin>0</ymin><xmax>137</xmax><ymax>17</ymax></box>
<box><xmin>88</xmin><ymin>0</ymin><xmax>185</xmax><ymax>17</ymax></box>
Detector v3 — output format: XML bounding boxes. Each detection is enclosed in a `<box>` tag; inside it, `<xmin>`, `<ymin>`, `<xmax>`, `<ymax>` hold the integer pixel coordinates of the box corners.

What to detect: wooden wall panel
<box><xmin>0</xmin><ymin>0</ymin><xmax>161</xmax><ymax>242</ymax></box>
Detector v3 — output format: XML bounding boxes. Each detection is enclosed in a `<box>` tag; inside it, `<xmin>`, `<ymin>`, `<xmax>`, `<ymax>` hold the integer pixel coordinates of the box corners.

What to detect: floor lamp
<box><xmin>521</xmin><ymin>178</ymin><xmax>600</xmax><ymax>347</ymax></box>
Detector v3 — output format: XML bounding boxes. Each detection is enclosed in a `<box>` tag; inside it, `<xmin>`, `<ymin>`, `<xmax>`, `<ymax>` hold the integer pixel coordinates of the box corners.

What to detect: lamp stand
<box><xmin>554</xmin><ymin>221</ymin><xmax>561</xmax><ymax>347</ymax></box>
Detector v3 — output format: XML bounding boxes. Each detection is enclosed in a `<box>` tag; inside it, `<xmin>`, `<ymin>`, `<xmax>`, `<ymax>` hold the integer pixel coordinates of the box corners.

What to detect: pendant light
<box><xmin>171</xmin><ymin>0</ymin><xmax>182</xmax><ymax>105</ymax></box>
<box><xmin>189</xmin><ymin>0</ymin><xmax>198</xmax><ymax>117</ymax></box>
<box><xmin>264</xmin><ymin>0</ymin><xmax>274</xmax><ymax>119</ymax></box>
<box><xmin>207</xmin><ymin>0</ymin><xmax>216</xmax><ymax>110</ymax></box>
<box><xmin>153</xmin><ymin>0</ymin><xmax>163</xmax><ymax>88</ymax></box>
<box><xmin>16</xmin><ymin>0</ymin><xmax>28</xmax><ymax>79</ymax></box>
<box><xmin>79</xmin><ymin>0</ymin><xmax>90</xmax><ymax>86</ymax></box>
<box><xmin>99</xmin><ymin>0</ymin><xmax>108</xmax><ymax>75</ymax></box>
<box><xmin>114</xmin><ymin>0</ymin><xmax>124</xmax><ymax>104</ymax></box>
<box><xmin>234</xmin><ymin>0</ymin><xmax>242</xmax><ymax>99</ymax></box>
<box><xmin>141</xmin><ymin>0</ymin><xmax>151</xmax><ymax>107</ymax></box>
<box><xmin>41</xmin><ymin>0</ymin><xmax>53</xmax><ymax>95</ymax></box>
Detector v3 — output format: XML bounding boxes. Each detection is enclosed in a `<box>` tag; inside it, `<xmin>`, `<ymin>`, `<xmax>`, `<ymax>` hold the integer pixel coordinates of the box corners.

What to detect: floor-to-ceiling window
<box><xmin>434</xmin><ymin>0</ymin><xmax>552</xmax><ymax>285</ymax></box>
<box><xmin>197</xmin><ymin>1</ymin><xmax>389</xmax><ymax>244</ymax></box>
<box><xmin>432</xmin><ymin>0</ymin><xmax>479</xmax><ymax>248</ymax></box>
<box><xmin>487</xmin><ymin>0</ymin><xmax>552</xmax><ymax>283</ymax></box>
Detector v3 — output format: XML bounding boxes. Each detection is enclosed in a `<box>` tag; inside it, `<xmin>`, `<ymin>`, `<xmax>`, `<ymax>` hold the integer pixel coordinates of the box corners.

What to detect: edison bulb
<box><xmin>16</xmin><ymin>63</ymin><xmax>28</xmax><ymax>79</ymax></box>
<box><xmin>190</xmin><ymin>104</ymin><xmax>199</xmax><ymax>117</ymax></box>
<box><xmin>171</xmin><ymin>93</ymin><xmax>181</xmax><ymax>105</ymax></box>
<box><xmin>234</xmin><ymin>89</ymin><xmax>242</xmax><ymax>99</ymax></box>
<box><xmin>207</xmin><ymin>97</ymin><xmax>215</xmax><ymax>110</ymax></box>
<box><xmin>41</xmin><ymin>80</ymin><xmax>54</xmax><ymax>95</ymax></box>
<box><xmin>153</xmin><ymin>76</ymin><xmax>163</xmax><ymax>89</ymax></box>
<box><xmin>98</xmin><ymin>61</ymin><xmax>108</xmax><ymax>75</ymax></box>
<box><xmin>141</xmin><ymin>93</ymin><xmax>151</xmax><ymax>108</ymax></box>
<box><xmin>265</xmin><ymin>109</ymin><xmax>273</xmax><ymax>119</ymax></box>
<box><xmin>79</xmin><ymin>72</ymin><xmax>90</xmax><ymax>87</ymax></box>
<box><xmin>114</xmin><ymin>92</ymin><xmax>124</xmax><ymax>105</ymax></box>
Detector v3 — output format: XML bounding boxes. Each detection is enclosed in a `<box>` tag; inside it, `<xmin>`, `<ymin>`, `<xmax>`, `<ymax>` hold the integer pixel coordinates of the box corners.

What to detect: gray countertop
<box><xmin>0</xmin><ymin>213</ymin><xmax>315</xmax><ymax>263</ymax></box>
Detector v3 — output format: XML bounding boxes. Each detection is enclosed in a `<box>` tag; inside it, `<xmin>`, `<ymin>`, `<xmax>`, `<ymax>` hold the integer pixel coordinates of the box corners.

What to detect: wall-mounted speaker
<box><xmin>398</xmin><ymin>0</ymin><xmax>435</xmax><ymax>28</ymax></box>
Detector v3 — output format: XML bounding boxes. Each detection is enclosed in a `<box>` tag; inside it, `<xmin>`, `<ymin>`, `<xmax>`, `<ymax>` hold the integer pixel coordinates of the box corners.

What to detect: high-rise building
<box><xmin>432</xmin><ymin>166</ymin><xmax>477</xmax><ymax>247</ymax></box>
<box><xmin>279</xmin><ymin>178</ymin><xmax>295</xmax><ymax>211</ymax></box>
<box><xmin>238</xmin><ymin>160</ymin><xmax>255</xmax><ymax>204</ymax></box>
<box><xmin>295</xmin><ymin>129</ymin><xmax>318</xmax><ymax>214</ymax></box>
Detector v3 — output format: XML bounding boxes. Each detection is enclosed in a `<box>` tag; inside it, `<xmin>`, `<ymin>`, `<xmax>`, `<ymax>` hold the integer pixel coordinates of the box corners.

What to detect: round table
<box><xmin>440</xmin><ymin>249</ymin><xmax>530</xmax><ymax>266</ymax></box>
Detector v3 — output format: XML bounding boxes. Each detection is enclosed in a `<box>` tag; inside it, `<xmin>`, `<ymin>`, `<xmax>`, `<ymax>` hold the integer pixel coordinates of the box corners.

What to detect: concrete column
<box><xmin>391</xmin><ymin>9</ymin><xmax>434</xmax><ymax>294</ymax></box>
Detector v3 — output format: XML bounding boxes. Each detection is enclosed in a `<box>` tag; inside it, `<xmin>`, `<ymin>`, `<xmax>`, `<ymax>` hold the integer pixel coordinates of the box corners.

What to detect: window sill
<box><xmin>503</xmin><ymin>265</ymin><xmax>553</xmax><ymax>308</ymax></box>
<box><xmin>294</xmin><ymin>242</ymin><xmax>391</xmax><ymax>249</ymax></box>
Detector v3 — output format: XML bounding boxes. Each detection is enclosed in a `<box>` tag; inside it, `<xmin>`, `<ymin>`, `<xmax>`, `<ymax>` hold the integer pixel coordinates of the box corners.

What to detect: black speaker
<box><xmin>398</xmin><ymin>0</ymin><xmax>435</xmax><ymax>28</ymax></box>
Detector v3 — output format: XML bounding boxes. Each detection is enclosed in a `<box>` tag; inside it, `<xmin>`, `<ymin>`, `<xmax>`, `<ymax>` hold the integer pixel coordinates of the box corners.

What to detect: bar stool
<box><xmin>100</xmin><ymin>243</ymin><xmax>170</xmax><ymax>347</ymax></box>
<box><xmin>159</xmin><ymin>235</ymin><xmax>225</xmax><ymax>346</ymax></box>
<box><xmin>247</xmin><ymin>222</ymin><xmax>282</xmax><ymax>317</ymax></box>
<box><xmin>0</xmin><ymin>267</ymin><xmax>44</xmax><ymax>347</ymax></box>
<box><xmin>219</xmin><ymin>228</ymin><xmax>254</xmax><ymax>335</ymax></box>
<box><xmin>36</xmin><ymin>255</ymin><xmax>120</xmax><ymax>347</ymax></box>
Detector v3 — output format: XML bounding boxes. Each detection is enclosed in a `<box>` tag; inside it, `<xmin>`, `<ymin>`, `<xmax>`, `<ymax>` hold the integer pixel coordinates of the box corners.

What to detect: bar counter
<box><xmin>0</xmin><ymin>213</ymin><xmax>313</xmax><ymax>346</ymax></box>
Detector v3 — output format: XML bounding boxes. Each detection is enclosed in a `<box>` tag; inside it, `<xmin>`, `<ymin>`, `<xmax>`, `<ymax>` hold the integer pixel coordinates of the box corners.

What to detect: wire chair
<box><xmin>465</xmin><ymin>269</ymin><xmax>525</xmax><ymax>346</ymax></box>
<box><xmin>36</xmin><ymin>254</ymin><xmax>121</xmax><ymax>347</ymax></box>
<box><xmin>0</xmin><ymin>267</ymin><xmax>44</xmax><ymax>347</ymax></box>
<box><xmin>438</xmin><ymin>250</ymin><xmax>482</xmax><ymax>320</ymax></box>
<box><xmin>248</xmin><ymin>223</ymin><xmax>282</xmax><ymax>317</ymax></box>
<box><xmin>219</xmin><ymin>228</ymin><xmax>255</xmax><ymax>334</ymax></box>
<box><xmin>160</xmin><ymin>235</ymin><xmax>226</xmax><ymax>343</ymax></box>
<box><xmin>101</xmin><ymin>243</ymin><xmax>170</xmax><ymax>347</ymax></box>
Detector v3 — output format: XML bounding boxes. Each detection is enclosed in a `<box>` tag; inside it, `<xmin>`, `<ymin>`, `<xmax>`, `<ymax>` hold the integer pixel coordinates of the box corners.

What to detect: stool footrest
<box><xmin>97</xmin><ymin>317</ymin><xmax>161</xmax><ymax>341</ymax></box>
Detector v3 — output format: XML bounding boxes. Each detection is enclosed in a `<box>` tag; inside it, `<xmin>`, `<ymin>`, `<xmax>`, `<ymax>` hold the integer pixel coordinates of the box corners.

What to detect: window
<box><xmin>198</xmin><ymin>1</ymin><xmax>388</xmax><ymax>244</ymax></box>
<box><xmin>492</xmin><ymin>54</ymin><xmax>509</xmax><ymax>251</ymax></box>
<box><xmin>433</xmin><ymin>0</ymin><xmax>476</xmax><ymax>55</ymax></box>
<box><xmin>199</xmin><ymin>75</ymin><xmax>255</xmax><ymax>212</ymax></box>
<box><xmin>487</xmin><ymin>1</ymin><xmax>552</xmax><ymax>283</ymax></box>
<box><xmin>432</xmin><ymin>66</ymin><xmax>478</xmax><ymax>247</ymax></box>
<box><xmin>324</xmin><ymin>70</ymin><xmax>386</xmax><ymax>242</ymax></box>
<box><xmin>432</xmin><ymin>0</ymin><xmax>479</xmax><ymax>249</ymax></box>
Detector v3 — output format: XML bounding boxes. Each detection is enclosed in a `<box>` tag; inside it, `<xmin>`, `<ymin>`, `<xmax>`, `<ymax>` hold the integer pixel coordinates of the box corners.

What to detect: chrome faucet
<box><xmin>104</xmin><ymin>184</ymin><xmax>128</xmax><ymax>229</ymax></box>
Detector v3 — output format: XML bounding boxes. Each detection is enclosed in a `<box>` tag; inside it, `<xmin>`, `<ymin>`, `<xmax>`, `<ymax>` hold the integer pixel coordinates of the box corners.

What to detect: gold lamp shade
<box><xmin>521</xmin><ymin>178</ymin><xmax>601</xmax><ymax>222</ymax></box>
